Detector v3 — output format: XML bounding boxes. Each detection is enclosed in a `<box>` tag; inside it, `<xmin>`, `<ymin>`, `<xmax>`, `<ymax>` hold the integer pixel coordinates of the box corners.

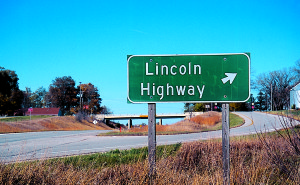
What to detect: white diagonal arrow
<box><xmin>221</xmin><ymin>73</ymin><xmax>237</xmax><ymax>84</ymax></box>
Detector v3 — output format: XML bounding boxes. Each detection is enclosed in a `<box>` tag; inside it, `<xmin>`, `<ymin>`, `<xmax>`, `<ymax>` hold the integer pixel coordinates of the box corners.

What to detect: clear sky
<box><xmin>0</xmin><ymin>0</ymin><xmax>299</xmax><ymax>124</ymax></box>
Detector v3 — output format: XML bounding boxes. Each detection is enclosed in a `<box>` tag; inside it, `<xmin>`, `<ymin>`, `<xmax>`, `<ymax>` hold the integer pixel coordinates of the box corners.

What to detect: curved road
<box><xmin>0</xmin><ymin>112</ymin><xmax>297</xmax><ymax>163</ymax></box>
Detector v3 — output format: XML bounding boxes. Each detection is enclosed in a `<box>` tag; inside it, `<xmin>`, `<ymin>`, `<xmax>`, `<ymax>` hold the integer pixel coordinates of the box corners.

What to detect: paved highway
<box><xmin>0</xmin><ymin>112</ymin><xmax>297</xmax><ymax>163</ymax></box>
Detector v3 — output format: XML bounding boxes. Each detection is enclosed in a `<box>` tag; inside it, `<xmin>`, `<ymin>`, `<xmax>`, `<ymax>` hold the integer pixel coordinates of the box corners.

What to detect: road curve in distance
<box><xmin>0</xmin><ymin>111</ymin><xmax>297</xmax><ymax>163</ymax></box>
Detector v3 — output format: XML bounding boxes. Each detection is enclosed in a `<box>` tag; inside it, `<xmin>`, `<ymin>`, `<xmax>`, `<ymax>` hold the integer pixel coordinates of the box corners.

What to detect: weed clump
<box><xmin>75</xmin><ymin>111</ymin><xmax>91</xmax><ymax>123</ymax></box>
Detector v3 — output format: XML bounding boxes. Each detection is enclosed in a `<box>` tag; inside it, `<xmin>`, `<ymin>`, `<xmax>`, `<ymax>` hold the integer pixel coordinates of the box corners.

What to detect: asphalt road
<box><xmin>0</xmin><ymin>111</ymin><xmax>297</xmax><ymax>163</ymax></box>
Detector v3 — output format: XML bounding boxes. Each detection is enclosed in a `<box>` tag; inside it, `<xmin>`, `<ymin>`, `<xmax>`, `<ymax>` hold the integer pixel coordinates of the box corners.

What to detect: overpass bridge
<box><xmin>95</xmin><ymin>112</ymin><xmax>203</xmax><ymax>128</ymax></box>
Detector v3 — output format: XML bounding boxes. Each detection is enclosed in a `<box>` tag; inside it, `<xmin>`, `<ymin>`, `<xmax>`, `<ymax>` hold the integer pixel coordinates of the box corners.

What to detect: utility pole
<box><xmin>271</xmin><ymin>82</ymin><xmax>273</xmax><ymax>111</ymax></box>
<box><xmin>79</xmin><ymin>82</ymin><xmax>82</xmax><ymax>111</ymax></box>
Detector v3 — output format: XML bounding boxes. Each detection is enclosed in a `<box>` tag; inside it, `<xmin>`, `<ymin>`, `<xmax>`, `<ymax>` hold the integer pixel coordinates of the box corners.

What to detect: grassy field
<box><xmin>0</xmin><ymin>115</ymin><xmax>52</xmax><ymax>122</ymax></box>
<box><xmin>1</xmin><ymin>131</ymin><xmax>299</xmax><ymax>184</ymax></box>
<box><xmin>268</xmin><ymin>109</ymin><xmax>300</xmax><ymax>120</ymax></box>
<box><xmin>47</xmin><ymin>143</ymin><xmax>181</xmax><ymax>169</ymax></box>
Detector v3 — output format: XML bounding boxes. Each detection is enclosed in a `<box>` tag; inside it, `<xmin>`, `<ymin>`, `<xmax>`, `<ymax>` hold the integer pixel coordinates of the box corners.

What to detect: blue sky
<box><xmin>1</xmin><ymin>0</ymin><xmax>299</xmax><ymax>124</ymax></box>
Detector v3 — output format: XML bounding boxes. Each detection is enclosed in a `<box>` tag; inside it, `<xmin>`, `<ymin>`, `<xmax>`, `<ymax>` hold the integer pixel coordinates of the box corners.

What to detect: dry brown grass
<box><xmin>1</xmin><ymin>134</ymin><xmax>299</xmax><ymax>184</ymax></box>
<box><xmin>190</xmin><ymin>111</ymin><xmax>221</xmax><ymax>126</ymax></box>
<box><xmin>127</xmin><ymin>112</ymin><xmax>221</xmax><ymax>134</ymax></box>
<box><xmin>127</xmin><ymin>121</ymin><xmax>203</xmax><ymax>134</ymax></box>
<box><xmin>0</xmin><ymin>116</ymin><xmax>109</xmax><ymax>133</ymax></box>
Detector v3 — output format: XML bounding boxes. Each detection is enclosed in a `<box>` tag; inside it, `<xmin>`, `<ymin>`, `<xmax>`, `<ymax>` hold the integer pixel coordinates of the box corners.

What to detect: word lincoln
<box><xmin>140</xmin><ymin>62</ymin><xmax>205</xmax><ymax>100</ymax></box>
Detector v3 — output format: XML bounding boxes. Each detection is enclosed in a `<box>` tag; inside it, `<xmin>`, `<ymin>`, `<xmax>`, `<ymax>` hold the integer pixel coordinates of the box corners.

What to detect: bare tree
<box><xmin>292</xmin><ymin>59</ymin><xmax>300</xmax><ymax>84</ymax></box>
<box><xmin>255</xmin><ymin>68</ymin><xmax>295</xmax><ymax>110</ymax></box>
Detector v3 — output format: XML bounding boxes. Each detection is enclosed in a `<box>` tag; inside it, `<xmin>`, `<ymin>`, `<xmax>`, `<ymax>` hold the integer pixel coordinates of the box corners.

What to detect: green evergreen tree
<box><xmin>255</xmin><ymin>91</ymin><xmax>266</xmax><ymax>111</ymax></box>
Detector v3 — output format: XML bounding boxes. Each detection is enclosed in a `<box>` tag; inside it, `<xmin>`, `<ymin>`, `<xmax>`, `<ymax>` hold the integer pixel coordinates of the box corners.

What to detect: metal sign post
<box><xmin>222</xmin><ymin>104</ymin><xmax>230</xmax><ymax>185</ymax></box>
<box><xmin>148</xmin><ymin>103</ymin><xmax>156</xmax><ymax>179</ymax></box>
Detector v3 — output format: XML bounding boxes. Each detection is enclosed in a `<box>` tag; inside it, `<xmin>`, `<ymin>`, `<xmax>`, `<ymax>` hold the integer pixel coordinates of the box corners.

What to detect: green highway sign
<box><xmin>127</xmin><ymin>53</ymin><xmax>250</xmax><ymax>103</ymax></box>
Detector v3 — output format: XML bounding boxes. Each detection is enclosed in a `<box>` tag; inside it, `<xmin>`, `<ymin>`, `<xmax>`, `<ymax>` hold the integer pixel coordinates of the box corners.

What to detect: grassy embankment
<box><xmin>0</xmin><ymin>116</ymin><xmax>110</xmax><ymax>133</ymax></box>
<box><xmin>268</xmin><ymin>109</ymin><xmax>300</xmax><ymax>120</ymax></box>
<box><xmin>1</xmin><ymin>130</ymin><xmax>299</xmax><ymax>184</ymax></box>
<box><xmin>99</xmin><ymin>112</ymin><xmax>244</xmax><ymax>136</ymax></box>
<box><xmin>0</xmin><ymin>111</ymin><xmax>243</xmax><ymax>135</ymax></box>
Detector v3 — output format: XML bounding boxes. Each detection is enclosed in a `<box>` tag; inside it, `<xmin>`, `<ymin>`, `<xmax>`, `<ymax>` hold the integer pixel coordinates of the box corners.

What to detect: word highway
<box><xmin>140</xmin><ymin>62</ymin><xmax>205</xmax><ymax>100</ymax></box>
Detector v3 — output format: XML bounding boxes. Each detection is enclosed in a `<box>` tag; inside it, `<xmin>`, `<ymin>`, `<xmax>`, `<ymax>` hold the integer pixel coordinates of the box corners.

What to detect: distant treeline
<box><xmin>0</xmin><ymin>66</ymin><xmax>111</xmax><ymax>116</ymax></box>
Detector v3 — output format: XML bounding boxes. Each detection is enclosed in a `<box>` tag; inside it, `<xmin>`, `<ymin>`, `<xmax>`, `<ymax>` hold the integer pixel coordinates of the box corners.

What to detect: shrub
<box><xmin>190</xmin><ymin>112</ymin><xmax>221</xmax><ymax>126</ymax></box>
<box><xmin>75</xmin><ymin>111</ymin><xmax>91</xmax><ymax>123</ymax></box>
<box><xmin>257</xmin><ymin>114</ymin><xmax>300</xmax><ymax>182</ymax></box>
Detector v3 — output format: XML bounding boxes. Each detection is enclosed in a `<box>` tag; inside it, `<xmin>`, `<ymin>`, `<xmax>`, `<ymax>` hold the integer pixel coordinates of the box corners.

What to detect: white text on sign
<box><xmin>142</xmin><ymin>62</ymin><xmax>205</xmax><ymax>100</ymax></box>
<box><xmin>146</xmin><ymin>62</ymin><xmax>201</xmax><ymax>76</ymax></box>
